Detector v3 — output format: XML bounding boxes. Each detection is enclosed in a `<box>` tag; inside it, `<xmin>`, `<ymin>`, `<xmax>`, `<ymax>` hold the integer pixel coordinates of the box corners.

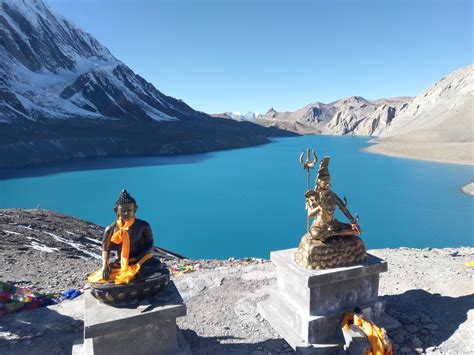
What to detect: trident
<box><xmin>299</xmin><ymin>148</ymin><xmax>318</xmax><ymax>190</ymax></box>
<box><xmin>299</xmin><ymin>149</ymin><xmax>318</xmax><ymax>231</ymax></box>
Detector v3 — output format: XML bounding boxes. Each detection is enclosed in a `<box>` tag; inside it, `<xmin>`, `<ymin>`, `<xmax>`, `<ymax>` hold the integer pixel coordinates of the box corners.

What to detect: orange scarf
<box><xmin>342</xmin><ymin>312</ymin><xmax>392</xmax><ymax>355</ymax></box>
<box><xmin>111</xmin><ymin>217</ymin><xmax>135</xmax><ymax>271</ymax></box>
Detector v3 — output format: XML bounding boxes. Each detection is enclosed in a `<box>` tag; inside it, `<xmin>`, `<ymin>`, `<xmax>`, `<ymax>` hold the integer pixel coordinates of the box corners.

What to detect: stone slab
<box><xmin>257</xmin><ymin>301</ymin><xmax>343</xmax><ymax>354</ymax></box>
<box><xmin>84</xmin><ymin>281</ymin><xmax>186</xmax><ymax>339</ymax></box>
<box><xmin>273</xmin><ymin>250</ymin><xmax>386</xmax><ymax>316</ymax></box>
<box><xmin>72</xmin><ymin>327</ymin><xmax>191</xmax><ymax>355</ymax></box>
<box><xmin>259</xmin><ymin>248</ymin><xmax>394</xmax><ymax>353</ymax></box>
<box><xmin>267</xmin><ymin>288</ymin><xmax>385</xmax><ymax>343</ymax></box>
<box><xmin>91</xmin><ymin>318</ymin><xmax>177</xmax><ymax>354</ymax></box>
<box><xmin>271</xmin><ymin>248</ymin><xmax>387</xmax><ymax>288</ymax></box>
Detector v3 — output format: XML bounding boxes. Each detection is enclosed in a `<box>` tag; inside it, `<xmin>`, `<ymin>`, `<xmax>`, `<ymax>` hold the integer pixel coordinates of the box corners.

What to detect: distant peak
<box><xmin>345</xmin><ymin>95</ymin><xmax>366</xmax><ymax>102</ymax></box>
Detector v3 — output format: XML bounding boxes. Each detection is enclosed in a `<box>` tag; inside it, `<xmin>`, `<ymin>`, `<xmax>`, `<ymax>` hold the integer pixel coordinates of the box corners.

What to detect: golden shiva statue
<box><xmin>294</xmin><ymin>153</ymin><xmax>367</xmax><ymax>269</ymax></box>
<box><xmin>88</xmin><ymin>189</ymin><xmax>169</xmax><ymax>303</ymax></box>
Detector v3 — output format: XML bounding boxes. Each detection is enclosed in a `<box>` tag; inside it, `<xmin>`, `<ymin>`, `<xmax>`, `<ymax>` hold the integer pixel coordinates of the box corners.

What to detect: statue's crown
<box><xmin>316</xmin><ymin>156</ymin><xmax>330</xmax><ymax>182</ymax></box>
<box><xmin>115</xmin><ymin>189</ymin><xmax>136</xmax><ymax>206</ymax></box>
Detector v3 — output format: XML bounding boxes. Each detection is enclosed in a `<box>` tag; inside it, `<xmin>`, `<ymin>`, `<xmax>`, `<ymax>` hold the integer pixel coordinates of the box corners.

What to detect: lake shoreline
<box><xmin>363</xmin><ymin>141</ymin><xmax>474</xmax><ymax>196</ymax></box>
<box><xmin>363</xmin><ymin>141</ymin><xmax>474</xmax><ymax>167</ymax></box>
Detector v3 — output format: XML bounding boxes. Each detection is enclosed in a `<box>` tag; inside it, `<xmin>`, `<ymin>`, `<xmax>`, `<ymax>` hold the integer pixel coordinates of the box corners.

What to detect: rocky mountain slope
<box><xmin>381</xmin><ymin>65</ymin><xmax>473</xmax><ymax>141</ymax></box>
<box><xmin>366</xmin><ymin>65</ymin><xmax>474</xmax><ymax>165</ymax></box>
<box><xmin>0</xmin><ymin>0</ymin><xmax>293</xmax><ymax>168</ymax></box>
<box><xmin>254</xmin><ymin>96</ymin><xmax>411</xmax><ymax>136</ymax></box>
<box><xmin>1</xmin><ymin>209</ymin><xmax>473</xmax><ymax>354</ymax></box>
<box><xmin>243</xmin><ymin>64</ymin><xmax>473</xmax><ymax>166</ymax></box>
<box><xmin>0</xmin><ymin>0</ymin><xmax>202</xmax><ymax>123</ymax></box>
<box><xmin>240</xmin><ymin>65</ymin><xmax>472</xmax><ymax>150</ymax></box>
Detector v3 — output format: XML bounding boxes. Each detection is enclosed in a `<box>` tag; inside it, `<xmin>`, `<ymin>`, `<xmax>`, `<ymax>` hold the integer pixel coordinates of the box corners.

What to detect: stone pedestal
<box><xmin>73</xmin><ymin>281</ymin><xmax>188</xmax><ymax>355</ymax></box>
<box><xmin>258</xmin><ymin>248</ymin><xmax>395</xmax><ymax>354</ymax></box>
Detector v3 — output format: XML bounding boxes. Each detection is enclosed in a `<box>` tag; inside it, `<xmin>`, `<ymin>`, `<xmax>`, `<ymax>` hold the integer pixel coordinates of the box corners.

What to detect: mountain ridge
<box><xmin>0</xmin><ymin>0</ymin><xmax>294</xmax><ymax>168</ymax></box>
<box><xmin>366</xmin><ymin>64</ymin><xmax>473</xmax><ymax>165</ymax></box>
<box><xmin>254</xmin><ymin>95</ymin><xmax>412</xmax><ymax>136</ymax></box>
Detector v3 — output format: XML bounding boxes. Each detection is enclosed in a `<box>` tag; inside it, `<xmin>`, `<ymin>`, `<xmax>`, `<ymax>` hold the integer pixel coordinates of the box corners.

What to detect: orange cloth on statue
<box><xmin>87</xmin><ymin>218</ymin><xmax>153</xmax><ymax>285</ymax></box>
<box><xmin>342</xmin><ymin>312</ymin><xmax>392</xmax><ymax>355</ymax></box>
<box><xmin>112</xmin><ymin>217</ymin><xmax>135</xmax><ymax>271</ymax></box>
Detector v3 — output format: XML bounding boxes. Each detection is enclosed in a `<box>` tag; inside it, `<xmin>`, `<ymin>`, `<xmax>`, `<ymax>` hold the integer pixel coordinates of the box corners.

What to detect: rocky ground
<box><xmin>1</xmin><ymin>209</ymin><xmax>473</xmax><ymax>354</ymax></box>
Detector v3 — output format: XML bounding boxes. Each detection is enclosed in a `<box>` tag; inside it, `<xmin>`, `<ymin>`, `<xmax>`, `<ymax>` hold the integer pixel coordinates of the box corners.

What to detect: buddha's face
<box><xmin>115</xmin><ymin>203</ymin><xmax>137</xmax><ymax>221</ymax></box>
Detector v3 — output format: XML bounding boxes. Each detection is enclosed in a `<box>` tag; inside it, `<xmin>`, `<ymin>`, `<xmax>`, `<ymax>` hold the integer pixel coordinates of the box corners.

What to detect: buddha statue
<box><xmin>294</xmin><ymin>157</ymin><xmax>367</xmax><ymax>269</ymax></box>
<box><xmin>87</xmin><ymin>189</ymin><xmax>169</xmax><ymax>303</ymax></box>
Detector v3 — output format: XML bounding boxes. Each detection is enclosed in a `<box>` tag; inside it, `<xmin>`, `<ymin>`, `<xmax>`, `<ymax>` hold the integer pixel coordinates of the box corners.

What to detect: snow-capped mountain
<box><xmin>0</xmin><ymin>0</ymin><xmax>206</xmax><ymax>123</ymax></box>
<box><xmin>0</xmin><ymin>0</ymin><xmax>293</xmax><ymax>167</ymax></box>
<box><xmin>212</xmin><ymin>111</ymin><xmax>260</xmax><ymax>121</ymax></box>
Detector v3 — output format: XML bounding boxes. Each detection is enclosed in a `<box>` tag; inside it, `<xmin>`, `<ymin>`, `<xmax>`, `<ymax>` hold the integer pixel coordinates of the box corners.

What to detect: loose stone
<box><xmin>411</xmin><ymin>336</ymin><xmax>423</xmax><ymax>348</ymax></box>
<box><xmin>424</xmin><ymin>324</ymin><xmax>439</xmax><ymax>331</ymax></box>
<box><xmin>393</xmin><ymin>334</ymin><xmax>405</xmax><ymax>343</ymax></box>
<box><xmin>420</xmin><ymin>315</ymin><xmax>432</xmax><ymax>324</ymax></box>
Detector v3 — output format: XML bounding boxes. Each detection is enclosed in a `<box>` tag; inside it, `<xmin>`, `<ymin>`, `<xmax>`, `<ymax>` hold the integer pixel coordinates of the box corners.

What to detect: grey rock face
<box><xmin>255</xmin><ymin>96</ymin><xmax>411</xmax><ymax>136</ymax></box>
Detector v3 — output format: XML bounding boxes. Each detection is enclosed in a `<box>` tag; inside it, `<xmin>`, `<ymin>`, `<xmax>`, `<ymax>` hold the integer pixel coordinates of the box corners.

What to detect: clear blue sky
<box><xmin>45</xmin><ymin>0</ymin><xmax>472</xmax><ymax>114</ymax></box>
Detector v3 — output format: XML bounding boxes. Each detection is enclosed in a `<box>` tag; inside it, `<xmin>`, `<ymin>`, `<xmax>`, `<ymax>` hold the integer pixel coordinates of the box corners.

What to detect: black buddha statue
<box><xmin>88</xmin><ymin>189</ymin><xmax>169</xmax><ymax>303</ymax></box>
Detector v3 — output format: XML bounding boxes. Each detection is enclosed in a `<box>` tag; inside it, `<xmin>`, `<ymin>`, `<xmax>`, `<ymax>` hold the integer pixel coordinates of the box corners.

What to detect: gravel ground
<box><xmin>1</xmin><ymin>209</ymin><xmax>473</xmax><ymax>354</ymax></box>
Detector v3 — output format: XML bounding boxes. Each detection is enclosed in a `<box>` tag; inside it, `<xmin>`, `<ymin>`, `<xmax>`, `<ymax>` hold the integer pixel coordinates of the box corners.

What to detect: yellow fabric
<box><xmin>88</xmin><ymin>217</ymin><xmax>153</xmax><ymax>285</ymax></box>
<box><xmin>465</xmin><ymin>261</ymin><xmax>474</xmax><ymax>267</ymax></box>
<box><xmin>111</xmin><ymin>217</ymin><xmax>135</xmax><ymax>271</ymax></box>
<box><xmin>342</xmin><ymin>312</ymin><xmax>392</xmax><ymax>355</ymax></box>
<box><xmin>88</xmin><ymin>252</ymin><xmax>153</xmax><ymax>285</ymax></box>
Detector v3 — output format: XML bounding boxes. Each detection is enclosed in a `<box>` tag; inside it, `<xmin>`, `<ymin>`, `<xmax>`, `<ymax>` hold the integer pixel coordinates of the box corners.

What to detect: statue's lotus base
<box><xmin>73</xmin><ymin>281</ymin><xmax>189</xmax><ymax>355</ymax></box>
<box><xmin>294</xmin><ymin>234</ymin><xmax>367</xmax><ymax>270</ymax></box>
<box><xmin>89</xmin><ymin>259</ymin><xmax>170</xmax><ymax>304</ymax></box>
<box><xmin>258</xmin><ymin>248</ymin><xmax>398</xmax><ymax>354</ymax></box>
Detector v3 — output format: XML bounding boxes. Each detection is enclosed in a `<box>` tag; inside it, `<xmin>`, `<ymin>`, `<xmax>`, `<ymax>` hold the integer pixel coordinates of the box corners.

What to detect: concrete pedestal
<box><xmin>73</xmin><ymin>281</ymin><xmax>188</xmax><ymax>355</ymax></box>
<box><xmin>258</xmin><ymin>248</ymin><xmax>396</xmax><ymax>354</ymax></box>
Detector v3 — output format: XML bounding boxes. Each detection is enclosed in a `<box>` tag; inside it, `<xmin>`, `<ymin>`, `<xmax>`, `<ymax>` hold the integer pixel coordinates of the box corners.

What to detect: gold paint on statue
<box><xmin>294</xmin><ymin>155</ymin><xmax>367</xmax><ymax>269</ymax></box>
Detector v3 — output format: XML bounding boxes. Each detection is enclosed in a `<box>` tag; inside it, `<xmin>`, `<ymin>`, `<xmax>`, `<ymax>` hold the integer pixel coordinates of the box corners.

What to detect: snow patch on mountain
<box><xmin>229</xmin><ymin>111</ymin><xmax>260</xmax><ymax>121</ymax></box>
<box><xmin>0</xmin><ymin>0</ymin><xmax>196</xmax><ymax>123</ymax></box>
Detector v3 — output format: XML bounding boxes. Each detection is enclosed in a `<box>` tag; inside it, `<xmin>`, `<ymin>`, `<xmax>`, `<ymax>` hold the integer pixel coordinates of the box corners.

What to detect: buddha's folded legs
<box><xmin>88</xmin><ymin>252</ymin><xmax>154</xmax><ymax>285</ymax></box>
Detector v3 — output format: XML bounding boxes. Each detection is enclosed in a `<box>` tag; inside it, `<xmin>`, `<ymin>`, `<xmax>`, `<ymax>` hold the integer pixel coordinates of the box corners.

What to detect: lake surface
<box><xmin>0</xmin><ymin>136</ymin><xmax>473</xmax><ymax>259</ymax></box>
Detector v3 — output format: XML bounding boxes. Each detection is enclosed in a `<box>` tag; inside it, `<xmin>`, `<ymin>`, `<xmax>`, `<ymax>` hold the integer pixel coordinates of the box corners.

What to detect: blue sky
<box><xmin>45</xmin><ymin>0</ymin><xmax>472</xmax><ymax>114</ymax></box>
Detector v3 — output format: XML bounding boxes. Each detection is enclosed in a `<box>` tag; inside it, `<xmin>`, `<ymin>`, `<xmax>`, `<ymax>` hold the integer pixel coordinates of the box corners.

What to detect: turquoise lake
<box><xmin>0</xmin><ymin>136</ymin><xmax>473</xmax><ymax>259</ymax></box>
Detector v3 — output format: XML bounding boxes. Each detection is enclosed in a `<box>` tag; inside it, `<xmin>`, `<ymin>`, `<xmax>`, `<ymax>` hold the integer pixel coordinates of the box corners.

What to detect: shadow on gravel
<box><xmin>0</xmin><ymin>305</ymin><xmax>83</xmax><ymax>355</ymax></box>
<box><xmin>181</xmin><ymin>329</ymin><xmax>294</xmax><ymax>354</ymax></box>
<box><xmin>382</xmin><ymin>289</ymin><xmax>474</xmax><ymax>348</ymax></box>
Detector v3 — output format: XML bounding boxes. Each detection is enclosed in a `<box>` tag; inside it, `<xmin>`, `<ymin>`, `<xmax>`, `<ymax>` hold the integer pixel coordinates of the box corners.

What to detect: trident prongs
<box><xmin>299</xmin><ymin>148</ymin><xmax>318</xmax><ymax>190</ymax></box>
<box><xmin>300</xmin><ymin>148</ymin><xmax>318</xmax><ymax>233</ymax></box>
